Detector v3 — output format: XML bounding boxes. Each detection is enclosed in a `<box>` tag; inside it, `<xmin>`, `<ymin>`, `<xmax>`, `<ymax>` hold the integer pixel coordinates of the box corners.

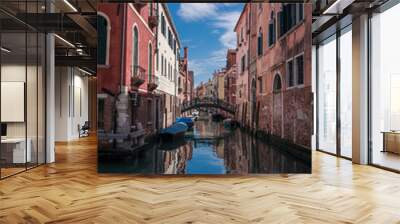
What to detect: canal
<box><xmin>98</xmin><ymin>119</ymin><xmax>311</xmax><ymax>174</ymax></box>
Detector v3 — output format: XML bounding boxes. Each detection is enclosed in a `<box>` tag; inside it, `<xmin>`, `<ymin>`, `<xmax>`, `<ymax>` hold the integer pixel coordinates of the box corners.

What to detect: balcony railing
<box><xmin>131</xmin><ymin>65</ymin><xmax>146</xmax><ymax>88</ymax></box>
<box><xmin>147</xmin><ymin>75</ymin><xmax>159</xmax><ymax>92</ymax></box>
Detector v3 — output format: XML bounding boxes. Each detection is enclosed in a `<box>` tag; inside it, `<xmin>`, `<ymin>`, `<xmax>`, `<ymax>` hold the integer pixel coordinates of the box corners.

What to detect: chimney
<box><xmin>184</xmin><ymin>47</ymin><xmax>188</xmax><ymax>59</ymax></box>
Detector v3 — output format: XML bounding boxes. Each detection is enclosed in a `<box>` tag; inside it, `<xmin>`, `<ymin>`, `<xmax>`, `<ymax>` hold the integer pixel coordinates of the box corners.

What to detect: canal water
<box><xmin>98</xmin><ymin>119</ymin><xmax>311</xmax><ymax>174</ymax></box>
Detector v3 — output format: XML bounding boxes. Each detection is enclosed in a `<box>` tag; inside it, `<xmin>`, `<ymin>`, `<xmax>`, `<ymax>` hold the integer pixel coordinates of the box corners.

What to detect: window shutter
<box><xmin>278</xmin><ymin>11</ymin><xmax>284</xmax><ymax>37</ymax></box>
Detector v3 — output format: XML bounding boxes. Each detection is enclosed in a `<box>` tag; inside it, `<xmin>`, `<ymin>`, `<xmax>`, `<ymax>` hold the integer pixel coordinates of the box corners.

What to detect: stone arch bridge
<box><xmin>180</xmin><ymin>97</ymin><xmax>236</xmax><ymax>114</ymax></box>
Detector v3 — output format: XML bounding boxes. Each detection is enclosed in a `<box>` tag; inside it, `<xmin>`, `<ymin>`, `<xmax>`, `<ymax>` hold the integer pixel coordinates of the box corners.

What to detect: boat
<box><xmin>159</xmin><ymin>122</ymin><xmax>188</xmax><ymax>142</ymax></box>
<box><xmin>223</xmin><ymin>118</ymin><xmax>238</xmax><ymax>129</ymax></box>
<box><xmin>176</xmin><ymin>117</ymin><xmax>194</xmax><ymax>129</ymax></box>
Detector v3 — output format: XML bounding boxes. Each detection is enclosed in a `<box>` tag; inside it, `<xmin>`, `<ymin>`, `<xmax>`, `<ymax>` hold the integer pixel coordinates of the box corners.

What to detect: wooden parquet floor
<box><xmin>1</xmin><ymin>136</ymin><xmax>400</xmax><ymax>224</ymax></box>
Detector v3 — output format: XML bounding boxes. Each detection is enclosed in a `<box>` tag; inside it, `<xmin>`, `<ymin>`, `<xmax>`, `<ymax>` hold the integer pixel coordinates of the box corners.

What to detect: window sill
<box><xmin>97</xmin><ymin>64</ymin><xmax>111</xmax><ymax>69</ymax></box>
<box><xmin>278</xmin><ymin>21</ymin><xmax>304</xmax><ymax>41</ymax></box>
<box><xmin>286</xmin><ymin>84</ymin><xmax>305</xmax><ymax>90</ymax></box>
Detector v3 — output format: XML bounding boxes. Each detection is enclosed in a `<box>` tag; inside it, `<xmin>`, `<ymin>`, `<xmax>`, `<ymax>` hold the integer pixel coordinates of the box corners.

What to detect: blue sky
<box><xmin>167</xmin><ymin>3</ymin><xmax>244</xmax><ymax>87</ymax></box>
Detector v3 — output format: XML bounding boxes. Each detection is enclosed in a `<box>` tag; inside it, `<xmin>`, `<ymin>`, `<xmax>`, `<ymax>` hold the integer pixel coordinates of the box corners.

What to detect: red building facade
<box><xmin>224</xmin><ymin>49</ymin><xmax>237</xmax><ymax>108</ymax></box>
<box><xmin>97</xmin><ymin>3</ymin><xmax>160</xmax><ymax>140</ymax></box>
<box><xmin>234</xmin><ymin>4</ymin><xmax>250</xmax><ymax>127</ymax></box>
<box><xmin>234</xmin><ymin>3</ymin><xmax>312</xmax><ymax>149</ymax></box>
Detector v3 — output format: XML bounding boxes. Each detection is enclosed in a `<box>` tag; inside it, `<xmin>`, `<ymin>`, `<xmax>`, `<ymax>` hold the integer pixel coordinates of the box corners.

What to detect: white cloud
<box><xmin>177</xmin><ymin>3</ymin><xmax>242</xmax><ymax>85</ymax></box>
<box><xmin>213</xmin><ymin>11</ymin><xmax>241</xmax><ymax>48</ymax></box>
<box><xmin>177</xmin><ymin>3</ymin><xmax>218</xmax><ymax>22</ymax></box>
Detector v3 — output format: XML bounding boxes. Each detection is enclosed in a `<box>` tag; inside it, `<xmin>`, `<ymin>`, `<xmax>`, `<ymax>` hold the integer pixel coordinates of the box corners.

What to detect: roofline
<box><xmin>233</xmin><ymin>3</ymin><xmax>248</xmax><ymax>32</ymax></box>
<box><xmin>161</xmin><ymin>3</ymin><xmax>181</xmax><ymax>47</ymax></box>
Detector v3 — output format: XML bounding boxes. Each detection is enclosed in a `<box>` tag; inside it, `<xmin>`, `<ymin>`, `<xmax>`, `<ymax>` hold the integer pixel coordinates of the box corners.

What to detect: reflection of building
<box><xmin>162</xmin><ymin>143</ymin><xmax>193</xmax><ymax>174</ymax></box>
<box><xmin>223</xmin><ymin>131</ymin><xmax>250</xmax><ymax>174</ymax></box>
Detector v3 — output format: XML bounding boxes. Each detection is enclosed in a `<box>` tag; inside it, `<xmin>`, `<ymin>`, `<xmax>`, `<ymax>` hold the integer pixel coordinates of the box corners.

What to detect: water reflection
<box><xmin>98</xmin><ymin>120</ymin><xmax>311</xmax><ymax>174</ymax></box>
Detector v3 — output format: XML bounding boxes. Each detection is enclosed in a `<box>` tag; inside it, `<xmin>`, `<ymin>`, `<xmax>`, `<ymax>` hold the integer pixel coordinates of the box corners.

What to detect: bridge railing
<box><xmin>181</xmin><ymin>97</ymin><xmax>236</xmax><ymax>114</ymax></box>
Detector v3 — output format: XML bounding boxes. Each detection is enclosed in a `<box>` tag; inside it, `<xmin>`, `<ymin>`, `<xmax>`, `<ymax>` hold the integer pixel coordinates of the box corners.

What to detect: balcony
<box><xmin>147</xmin><ymin>75</ymin><xmax>159</xmax><ymax>92</ymax></box>
<box><xmin>131</xmin><ymin>65</ymin><xmax>146</xmax><ymax>88</ymax></box>
<box><xmin>148</xmin><ymin>15</ymin><xmax>158</xmax><ymax>29</ymax></box>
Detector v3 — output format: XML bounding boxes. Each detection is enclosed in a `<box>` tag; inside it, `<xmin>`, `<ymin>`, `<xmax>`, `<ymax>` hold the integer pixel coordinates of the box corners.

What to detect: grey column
<box><xmin>352</xmin><ymin>14</ymin><xmax>369</xmax><ymax>164</ymax></box>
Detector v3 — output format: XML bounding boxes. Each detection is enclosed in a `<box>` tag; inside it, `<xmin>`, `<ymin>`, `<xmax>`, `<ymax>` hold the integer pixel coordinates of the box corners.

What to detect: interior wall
<box><xmin>55</xmin><ymin>67</ymin><xmax>89</xmax><ymax>141</ymax></box>
<box><xmin>1</xmin><ymin>65</ymin><xmax>40</xmax><ymax>138</ymax></box>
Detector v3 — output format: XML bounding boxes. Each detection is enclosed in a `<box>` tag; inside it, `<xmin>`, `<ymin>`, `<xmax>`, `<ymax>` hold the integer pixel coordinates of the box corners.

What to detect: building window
<box><xmin>296</xmin><ymin>54</ymin><xmax>304</xmax><ymax>85</ymax></box>
<box><xmin>98</xmin><ymin>98</ymin><xmax>105</xmax><ymax>129</ymax></box>
<box><xmin>287</xmin><ymin>59</ymin><xmax>294</xmax><ymax>87</ymax></box>
<box><xmin>268</xmin><ymin>12</ymin><xmax>276</xmax><ymax>47</ymax></box>
<box><xmin>258</xmin><ymin>28</ymin><xmax>263</xmax><ymax>56</ymax></box>
<box><xmin>241</xmin><ymin>27</ymin><xmax>243</xmax><ymax>42</ymax></box>
<box><xmin>133</xmin><ymin>26</ymin><xmax>139</xmax><ymax>69</ymax></box>
<box><xmin>164</xmin><ymin>58</ymin><xmax>167</xmax><ymax>77</ymax></box>
<box><xmin>97</xmin><ymin>15</ymin><xmax>109</xmax><ymax>65</ymax></box>
<box><xmin>279</xmin><ymin>4</ymin><xmax>304</xmax><ymax>37</ymax></box>
<box><xmin>174</xmin><ymin>39</ymin><xmax>176</xmax><ymax>54</ymax></box>
<box><xmin>273</xmin><ymin>74</ymin><xmax>282</xmax><ymax>92</ymax></box>
<box><xmin>148</xmin><ymin>43</ymin><xmax>153</xmax><ymax>81</ymax></box>
<box><xmin>258</xmin><ymin>77</ymin><xmax>263</xmax><ymax>93</ymax></box>
<box><xmin>161</xmin><ymin>54</ymin><xmax>164</xmax><ymax>76</ymax></box>
<box><xmin>149</xmin><ymin>3</ymin><xmax>153</xmax><ymax>16</ymax></box>
<box><xmin>156</xmin><ymin>51</ymin><xmax>159</xmax><ymax>71</ymax></box>
<box><xmin>241</xmin><ymin>55</ymin><xmax>246</xmax><ymax>73</ymax></box>
<box><xmin>168</xmin><ymin>28</ymin><xmax>172</xmax><ymax>47</ymax></box>
<box><xmin>297</xmin><ymin>3</ymin><xmax>304</xmax><ymax>21</ymax></box>
<box><xmin>161</xmin><ymin>13</ymin><xmax>166</xmax><ymax>36</ymax></box>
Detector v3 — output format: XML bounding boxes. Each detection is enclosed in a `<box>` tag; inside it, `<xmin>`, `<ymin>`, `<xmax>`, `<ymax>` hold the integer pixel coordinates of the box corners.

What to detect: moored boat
<box><xmin>176</xmin><ymin>117</ymin><xmax>194</xmax><ymax>129</ymax></box>
<box><xmin>159</xmin><ymin>122</ymin><xmax>188</xmax><ymax>142</ymax></box>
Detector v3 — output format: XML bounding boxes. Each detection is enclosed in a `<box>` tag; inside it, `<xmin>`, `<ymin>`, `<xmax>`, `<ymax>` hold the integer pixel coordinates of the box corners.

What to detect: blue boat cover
<box><xmin>160</xmin><ymin>122</ymin><xmax>188</xmax><ymax>135</ymax></box>
<box><xmin>176</xmin><ymin>117</ymin><xmax>193</xmax><ymax>125</ymax></box>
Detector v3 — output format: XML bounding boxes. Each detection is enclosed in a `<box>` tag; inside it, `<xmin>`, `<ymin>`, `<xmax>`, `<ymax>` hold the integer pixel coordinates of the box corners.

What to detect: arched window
<box><xmin>133</xmin><ymin>26</ymin><xmax>139</xmax><ymax>71</ymax></box>
<box><xmin>148</xmin><ymin>43</ymin><xmax>153</xmax><ymax>81</ymax></box>
<box><xmin>273</xmin><ymin>74</ymin><xmax>282</xmax><ymax>92</ymax></box>
<box><xmin>268</xmin><ymin>12</ymin><xmax>276</xmax><ymax>47</ymax></box>
<box><xmin>161</xmin><ymin>13</ymin><xmax>166</xmax><ymax>36</ymax></box>
<box><xmin>97</xmin><ymin>14</ymin><xmax>110</xmax><ymax>65</ymax></box>
<box><xmin>161</xmin><ymin>54</ymin><xmax>164</xmax><ymax>75</ymax></box>
<box><xmin>257</xmin><ymin>28</ymin><xmax>263</xmax><ymax>56</ymax></box>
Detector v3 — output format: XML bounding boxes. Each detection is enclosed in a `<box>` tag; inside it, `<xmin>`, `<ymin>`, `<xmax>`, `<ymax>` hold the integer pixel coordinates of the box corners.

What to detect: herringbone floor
<box><xmin>1</xmin><ymin>136</ymin><xmax>400</xmax><ymax>224</ymax></box>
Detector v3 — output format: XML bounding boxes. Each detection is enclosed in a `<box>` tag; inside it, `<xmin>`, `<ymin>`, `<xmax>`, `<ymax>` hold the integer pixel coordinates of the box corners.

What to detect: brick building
<box><xmin>234</xmin><ymin>4</ymin><xmax>250</xmax><ymax>127</ymax></box>
<box><xmin>195</xmin><ymin>82</ymin><xmax>207</xmax><ymax>98</ymax></box>
<box><xmin>97</xmin><ymin>3</ymin><xmax>160</xmax><ymax>148</ymax></box>
<box><xmin>234</xmin><ymin>3</ymin><xmax>312</xmax><ymax>148</ymax></box>
<box><xmin>224</xmin><ymin>49</ymin><xmax>237</xmax><ymax>107</ymax></box>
